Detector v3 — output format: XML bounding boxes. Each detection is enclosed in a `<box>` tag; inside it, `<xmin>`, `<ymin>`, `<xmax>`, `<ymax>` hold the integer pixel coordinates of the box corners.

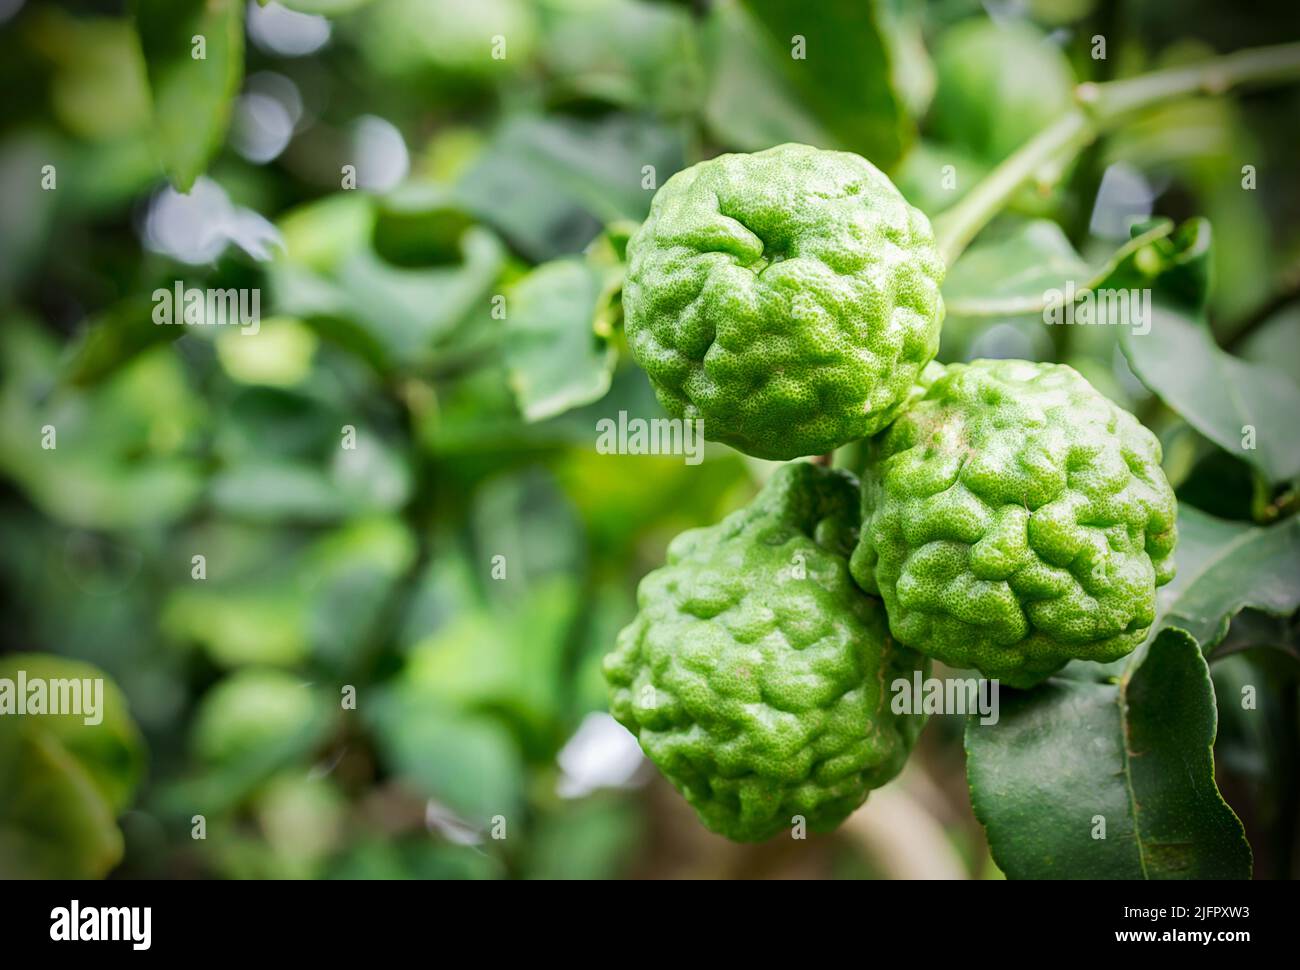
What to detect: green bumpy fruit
<box><xmin>623</xmin><ymin>143</ymin><xmax>946</xmax><ymax>461</ymax></box>
<box><xmin>604</xmin><ymin>462</ymin><xmax>928</xmax><ymax>842</ymax></box>
<box><xmin>850</xmin><ymin>359</ymin><xmax>1178</xmax><ymax>688</ymax></box>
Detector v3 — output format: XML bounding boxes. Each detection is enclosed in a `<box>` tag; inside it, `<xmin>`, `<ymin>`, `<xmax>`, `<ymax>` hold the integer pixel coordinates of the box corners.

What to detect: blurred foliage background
<box><xmin>0</xmin><ymin>0</ymin><xmax>1297</xmax><ymax>880</ymax></box>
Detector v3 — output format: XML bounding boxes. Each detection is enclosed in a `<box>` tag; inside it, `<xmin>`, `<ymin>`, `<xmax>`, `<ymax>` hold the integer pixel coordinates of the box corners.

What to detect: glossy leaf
<box><xmin>1124</xmin><ymin>306</ymin><xmax>1300</xmax><ymax>483</ymax></box>
<box><xmin>1156</xmin><ymin>506</ymin><xmax>1300</xmax><ymax>651</ymax></box>
<box><xmin>1117</xmin><ymin>221</ymin><xmax>1300</xmax><ymax>483</ymax></box>
<box><xmin>966</xmin><ymin>629</ymin><xmax>1251</xmax><ymax>879</ymax></box>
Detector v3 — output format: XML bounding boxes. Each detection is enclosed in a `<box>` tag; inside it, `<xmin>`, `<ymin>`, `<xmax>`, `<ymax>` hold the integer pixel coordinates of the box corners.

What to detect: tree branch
<box><xmin>933</xmin><ymin>42</ymin><xmax>1300</xmax><ymax>267</ymax></box>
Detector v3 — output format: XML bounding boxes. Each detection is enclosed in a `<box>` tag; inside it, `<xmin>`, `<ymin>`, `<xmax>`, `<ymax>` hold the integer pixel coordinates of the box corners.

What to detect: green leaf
<box><xmin>943</xmin><ymin>220</ymin><xmax>1175</xmax><ymax>318</ymax></box>
<box><xmin>365</xmin><ymin>693</ymin><xmax>525</xmax><ymax>825</ymax></box>
<box><xmin>1124</xmin><ymin>306</ymin><xmax>1300</xmax><ymax>483</ymax></box>
<box><xmin>402</xmin><ymin>582</ymin><xmax>578</xmax><ymax>755</ymax></box>
<box><xmin>1156</xmin><ymin>506</ymin><xmax>1300</xmax><ymax>651</ymax></box>
<box><xmin>134</xmin><ymin>0</ymin><xmax>245</xmax><ymax>192</ymax></box>
<box><xmin>966</xmin><ymin>628</ymin><xmax>1251</xmax><ymax>879</ymax></box>
<box><xmin>1238</xmin><ymin>304</ymin><xmax>1300</xmax><ymax>370</ymax></box>
<box><xmin>62</xmin><ymin>293</ymin><xmax>183</xmax><ymax>386</ymax></box>
<box><xmin>704</xmin><ymin>0</ymin><xmax>910</xmax><ymax>168</ymax></box>
<box><xmin>505</xmin><ymin>258</ymin><xmax>616</xmax><ymax>422</ymax></box>
<box><xmin>0</xmin><ymin>724</ymin><xmax>124</xmax><ymax>879</ymax></box>
<box><xmin>161</xmin><ymin>518</ymin><xmax>416</xmax><ymax>669</ymax></box>
<box><xmin>163</xmin><ymin>583</ymin><xmax>310</xmax><ymax>666</ymax></box>
<box><xmin>935</xmin><ymin>219</ymin><xmax>1088</xmax><ymax>363</ymax></box>
<box><xmin>0</xmin><ymin>329</ymin><xmax>206</xmax><ymax>529</ymax></box>
<box><xmin>893</xmin><ymin>140</ymin><xmax>988</xmax><ymax>217</ymax></box>
<box><xmin>456</xmin><ymin>113</ymin><xmax>684</xmax><ymax>261</ymax></box>
<box><xmin>1117</xmin><ymin>221</ymin><xmax>1300</xmax><ymax>484</ymax></box>
<box><xmin>0</xmin><ymin>654</ymin><xmax>146</xmax><ymax>816</ymax></box>
<box><xmin>371</xmin><ymin>183</ymin><xmax>476</xmax><ymax>268</ymax></box>
<box><xmin>942</xmin><ymin>220</ymin><xmax>1090</xmax><ymax>314</ymax></box>
<box><xmin>0</xmin><ymin>656</ymin><xmax>146</xmax><ymax>878</ymax></box>
<box><xmin>190</xmin><ymin>668</ymin><xmax>332</xmax><ymax>767</ymax></box>
<box><xmin>271</xmin><ymin>211</ymin><xmax>508</xmax><ymax>370</ymax></box>
<box><xmin>524</xmin><ymin>795</ymin><xmax>640</xmax><ymax>879</ymax></box>
<box><xmin>207</xmin><ymin>425</ymin><xmax>414</xmax><ymax>525</ymax></box>
<box><xmin>156</xmin><ymin>670</ymin><xmax>335</xmax><ymax>819</ymax></box>
<box><xmin>301</xmin><ymin>516</ymin><xmax>417</xmax><ymax>669</ymax></box>
<box><xmin>538</xmin><ymin>0</ymin><xmax>702</xmax><ymax>114</ymax></box>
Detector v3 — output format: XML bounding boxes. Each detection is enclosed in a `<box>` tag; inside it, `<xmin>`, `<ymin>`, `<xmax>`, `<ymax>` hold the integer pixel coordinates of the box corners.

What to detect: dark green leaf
<box><xmin>1118</xmin><ymin>222</ymin><xmax>1300</xmax><ymax>483</ymax></box>
<box><xmin>1123</xmin><ymin>306</ymin><xmax>1300</xmax><ymax>483</ymax></box>
<box><xmin>966</xmin><ymin>628</ymin><xmax>1251</xmax><ymax>879</ymax></box>
<box><xmin>1156</xmin><ymin>506</ymin><xmax>1300</xmax><ymax>651</ymax></box>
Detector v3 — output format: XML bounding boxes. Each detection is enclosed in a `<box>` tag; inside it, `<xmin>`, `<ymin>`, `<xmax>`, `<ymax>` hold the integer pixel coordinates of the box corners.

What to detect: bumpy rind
<box><xmin>623</xmin><ymin>143</ymin><xmax>946</xmax><ymax>461</ymax></box>
<box><xmin>604</xmin><ymin>462</ymin><xmax>928</xmax><ymax>842</ymax></box>
<box><xmin>850</xmin><ymin>359</ymin><xmax>1178</xmax><ymax>688</ymax></box>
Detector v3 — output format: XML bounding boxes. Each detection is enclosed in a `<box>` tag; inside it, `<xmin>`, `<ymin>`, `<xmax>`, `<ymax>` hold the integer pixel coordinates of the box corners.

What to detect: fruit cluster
<box><xmin>607</xmin><ymin>145</ymin><xmax>1178</xmax><ymax>841</ymax></box>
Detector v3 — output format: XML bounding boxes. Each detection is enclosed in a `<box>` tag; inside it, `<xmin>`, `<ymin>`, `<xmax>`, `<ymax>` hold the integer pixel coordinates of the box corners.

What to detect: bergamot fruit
<box><xmin>623</xmin><ymin>143</ymin><xmax>946</xmax><ymax>461</ymax></box>
<box><xmin>604</xmin><ymin>462</ymin><xmax>928</xmax><ymax>842</ymax></box>
<box><xmin>850</xmin><ymin>359</ymin><xmax>1177</xmax><ymax>688</ymax></box>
